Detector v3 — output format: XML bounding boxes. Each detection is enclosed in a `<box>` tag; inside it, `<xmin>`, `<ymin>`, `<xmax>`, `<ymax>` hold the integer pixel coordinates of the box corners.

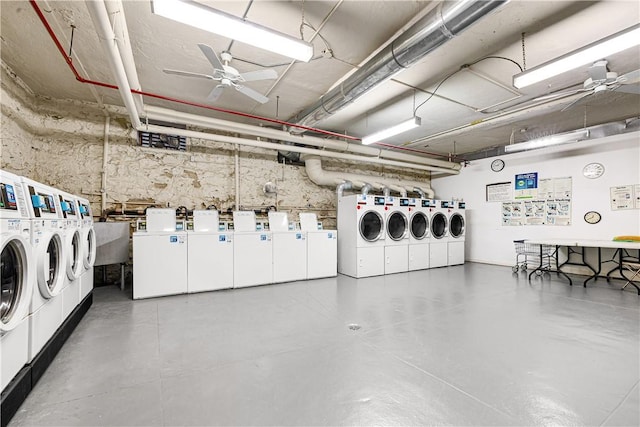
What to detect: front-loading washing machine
<box><xmin>384</xmin><ymin>196</ymin><xmax>409</xmax><ymax>274</ymax></box>
<box><xmin>187</xmin><ymin>209</ymin><xmax>233</xmax><ymax>293</ymax></box>
<box><xmin>57</xmin><ymin>191</ymin><xmax>82</xmax><ymax>321</ymax></box>
<box><xmin>448</xmin><ymin>201</ymin><xmax>466</xmax><ymax>265</ymax></box>
<box><xmin>133</xmin><ymin>208</ymin><xmax>188</xmax><ymax>299</ymax></box>
<box><xmin>233</xmin><ymin>211</ymin><xmax>273</xmax><ymax>288</ymax></box>
<box><xmin>0</xmin><ymin>170</ymin><xmax>34</xmax><ymax>392</ymax></box>
<box><xmin>429</xmin><ymin>199</ymin><xmax>450</xmax><ymax>268</ymax></box>
<box><xmin>408</xmin><ymin>198</ymin><xmax>430</xmax><ymax>271</ymax></box>
<box><xmin>269</xmin><ymin>211</ymin><xmax>307</xmax><ymax>283</ymax></box>
<box><xmin>337</xmin><ymin>194</ymin><xmax>386</xmax><ymax>278</ymax></box>
<box><xmin>77</xmin><ymin>197</ymin><xmax>95</xmax><ymax>302</ymax></box>
<box><xmin>299</xmin><ymin>213</ymin><xmax>337</xmax><ymax>280</ymax></box>
<box><xmin>21</xmin><ymin>177</ymin><xmax>67</xmax><ymax>361</ymax></box>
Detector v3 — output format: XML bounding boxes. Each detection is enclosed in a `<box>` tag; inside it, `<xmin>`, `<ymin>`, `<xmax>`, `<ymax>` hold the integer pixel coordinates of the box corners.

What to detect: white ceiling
<box><xmin>1</xmin><ymin>0</ymin><xmax>639</xmax><ymax>162</ymax></box>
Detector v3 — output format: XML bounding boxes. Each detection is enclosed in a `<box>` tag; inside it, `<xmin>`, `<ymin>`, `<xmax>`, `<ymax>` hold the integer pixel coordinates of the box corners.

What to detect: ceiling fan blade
<box><xmin>197</xmin><ymin>43</ymin><xmax>224</xmax><ymax>71</ymax></box>
<box><xmin>235</xmin><ymin>85</ymin><xmax>269</xmax><ymax>104</ymax></box>
<box><xmin>561</xmin><ymin>92</ymin><xmax>593</xmax><ymax>112</ymax></box>
<box><xmin>240</xmin><ymin>69</ymin><xmax>278</xmax><ymax>82</ymax></box>
<box><xmin>533</xmin><ymin>88</ymin><xmax>584</xmax><ymax>102</ymax></box>
<box><xmin>207</xmin><ymin>85</ymin><xmax>225</xmax><ymax>102</ymax></box>
<box><xmin>613</xmin><ymin>84</ymin><xmax>640</xmax><ymax>95</ymax></box>
<box><xmin>163</xmin><ymin>69</ymin><xmax>214</xmax><ymax>80</ymax></box>
<box><xmin>618</xmin><ymin>69</ymin><xmax>640</xmax><ymax>85</ymax></box>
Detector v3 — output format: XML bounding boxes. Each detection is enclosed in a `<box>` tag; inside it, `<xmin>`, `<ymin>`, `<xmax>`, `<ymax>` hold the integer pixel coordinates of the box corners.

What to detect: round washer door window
<box><xmin>430</xmin><ymin>212</ymin><xmax>448</xmax><ymax>239</ymax></box>
<box><xmin>83</xmin><ymin>228</ymin><xmax>96</xmax><ymax>269</ymax></box>
<box><xmin>1</xmin><ymin>236</ymin><xmax>32</xmax><ymax>331</ymax></box>
<box><xmin>67</xmin><ymin>230</ymin><xmax>82</xmax><ymax>280</ymax></box>
<box><xmin>450</xmin><ymin>213</ymin><xmax>465</xmax><ymax>238</ymax></box>
<box><xmin>410</xmin><ymin>212</ymin><xmax>428</xmax><ymax>240</ymax></box>
<box><xmin>387</xmin><ymin>212</ymin><xmax>408</xmax><ymax>241</ymax></box>
<box><xmin>359</xmin><ymin>211</ymin><xmax>384</xmax><ymax>242</ymax></box>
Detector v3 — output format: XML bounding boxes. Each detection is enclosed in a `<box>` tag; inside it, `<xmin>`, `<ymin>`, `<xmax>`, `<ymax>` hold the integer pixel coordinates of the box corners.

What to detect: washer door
<box><xmin>82</xmin><ymin>227</ymin><xmax>96</xmax><ymax>270</ymax></box>
<box><xmin>450</xmin><ymin>213</ymin><xmax>465</xmax><ymax>238</ymax></box>
<box><xmin>66</xmin><ymin>228</ymin><xmax>82</xmax><ymax>280</ymax></box>
<box><xmin>1</xmin><ymin>234</ymin><xmax>33</xmax><ymax>331</ymax></box>
<box><xmin>430</xmin><ymin>212</ymin><xmax>448</xmax><ymax>239</ymax></box>
<box><xmin>387</xmin><ymin>211</ymin><xmax>408</xmax><ymax>241</ymax></box>
<box><xmin>36</xmin><ymin>231</ymin><xmax>66</xmax><ymax>298</ymax></box>
<box><xmin>359</xmin><ymin>211</ymin><xmax>384</xmax><ymax>242</ymax></box>
<box><xmin>410</xmin><ymin>212</ymin><xmax>428</xmax><ymax>240</ymax></box>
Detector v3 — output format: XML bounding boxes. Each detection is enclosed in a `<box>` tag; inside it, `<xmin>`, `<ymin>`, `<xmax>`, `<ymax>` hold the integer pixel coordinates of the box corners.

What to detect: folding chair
<box><xmin>621</xmin><ymin>261</ymin><xmax>640</xmax><ymax>294</ymax></box>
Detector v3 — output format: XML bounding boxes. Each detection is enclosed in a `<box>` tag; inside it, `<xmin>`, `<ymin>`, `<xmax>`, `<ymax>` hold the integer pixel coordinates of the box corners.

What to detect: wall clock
<box><xmin>491</xmin><ymin>159</ymin><xmax>505</xmax><ymax>172</ymax></box>
<box><xmin>584</xmin><ymin>211</ymin><xmax>602</xmax><ymax>224</ymax></box>
<box><xmin>583</xmin><ymin>162</ymin><xmax>604</xmax><ymax>179</ymax></box>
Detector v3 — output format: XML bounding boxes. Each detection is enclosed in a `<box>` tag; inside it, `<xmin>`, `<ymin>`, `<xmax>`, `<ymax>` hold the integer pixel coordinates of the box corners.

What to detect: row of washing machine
<box><xmin>133</xmin><ymin>208</ymin><xmax>337</xmax><ymax>299</ymax></box>
<box><xmin>337</xmin><ymin>194</ymin><xmax>465</xmax><ymax>278</ymax></box>
<box><xmin>0</xmin><ymin>169</ymin><xmax>96</xmax><ymax>394</ymax></box>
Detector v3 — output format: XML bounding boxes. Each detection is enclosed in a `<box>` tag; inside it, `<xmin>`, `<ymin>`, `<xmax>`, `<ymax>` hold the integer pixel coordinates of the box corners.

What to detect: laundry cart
<box><xmin>513</xmin><ymin>240</ymin><xmax>554</xmax><ymax>274</ymax></box>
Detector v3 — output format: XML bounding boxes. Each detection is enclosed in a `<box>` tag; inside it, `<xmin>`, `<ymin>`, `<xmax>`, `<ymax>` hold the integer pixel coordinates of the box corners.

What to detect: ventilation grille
<box><xmin>138</xmin><ymin>131</ymin><xmax>187</xmax><ymax>151</ymax></box>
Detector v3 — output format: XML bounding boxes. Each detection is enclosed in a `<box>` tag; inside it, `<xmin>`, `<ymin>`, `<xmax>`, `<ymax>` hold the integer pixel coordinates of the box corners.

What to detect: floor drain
<box><xmin>348</xmin><ymin>323</ymin><xmax>362</xmax><ymax>331</ymax></box>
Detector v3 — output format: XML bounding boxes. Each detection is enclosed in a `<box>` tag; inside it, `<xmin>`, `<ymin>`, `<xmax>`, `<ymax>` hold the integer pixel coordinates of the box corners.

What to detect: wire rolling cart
<box><xmin>513</xmin><ymin>240</ymin><xmax>555</xmax><ymax>274</ymax></box>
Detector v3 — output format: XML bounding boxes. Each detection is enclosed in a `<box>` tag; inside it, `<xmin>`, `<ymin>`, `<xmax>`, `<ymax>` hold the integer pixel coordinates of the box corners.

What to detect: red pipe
<box><xmin>28</xmin><ymin>0</ymin><xmax>464</xmax><ymax>161</ymax></box>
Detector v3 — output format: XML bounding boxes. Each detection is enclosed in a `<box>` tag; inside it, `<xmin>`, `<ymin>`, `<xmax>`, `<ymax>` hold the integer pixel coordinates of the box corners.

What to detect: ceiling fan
<box><xmin>536</xmin><ymin>60</ymin><xmax>640</xmax><ymax>111</ymax></box>
<box><xmin>163</xmin><ymin>43</ymin><xmax>278</xmax><ymax>104</ymax></box>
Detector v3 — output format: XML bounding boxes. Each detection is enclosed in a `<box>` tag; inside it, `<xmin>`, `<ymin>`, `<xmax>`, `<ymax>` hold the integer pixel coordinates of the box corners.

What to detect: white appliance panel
<box><xmin>272</xmin><ymin>232</ymin><xmax>307</xmax><ymax>283</ymax></box>
<box><xmin>430</xmin><ymin>242</ymin><xmax>448</xmax><ymax>268</ymax></box>
<box><xmin>408</xmin><ymin>243</ymin><xmax>430</xmax><ymax>271</ymax></box>
<box><xmin>133</xmin><ymin>232</ymin><xmax>188</xmax><ymax>299</ymax></box>
<box><xmin>233</xmin><ymin>233</ymin><xmax>273</xmax><ymax>288</ymax></box>
<box><xmin>384</xmin><ymin>245</ymin><xmax>409</xmax><ymax>274</ymax></box>
<box><xmin>306</xmin><ymin>231</ymin><xmax>337</xmax><ymax>279</ymax></box>
<box><xmin>187</xmin><ymin>233</ymin><xmax>233</xmax><ymax>293</ymax></box>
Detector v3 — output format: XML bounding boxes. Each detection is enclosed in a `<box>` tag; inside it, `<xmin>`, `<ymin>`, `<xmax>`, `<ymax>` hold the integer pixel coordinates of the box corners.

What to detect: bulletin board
<box><xmin>502</xmin><ymin>176</ymin><xmax>572</xmax><ymax>226</ymax></box>
<box><xmin>610</xmin><ymin>184</ymin><xmax>640</xmax><ymax>210</ymax></box>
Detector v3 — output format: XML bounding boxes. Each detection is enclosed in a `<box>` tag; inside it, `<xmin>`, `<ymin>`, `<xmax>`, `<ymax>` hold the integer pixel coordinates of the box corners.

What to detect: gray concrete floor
<box><xmin>9</xmin><ymin>263</ymin><xmax>640</xmax><ymax>426</ymax></box>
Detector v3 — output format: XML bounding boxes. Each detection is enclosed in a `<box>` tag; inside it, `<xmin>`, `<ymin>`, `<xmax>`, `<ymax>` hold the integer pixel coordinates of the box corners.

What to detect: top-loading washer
<box><xmin>76</xmin><ymin>197</ymin><xmax>95</xmax><ymax>302</ymax></box>
<box><xmin>21</xmin><ymin>177</ymin><xmax>67</xmax><ymax>361</ymax></box>
<box><xmin>133</xmin><ymin>208</ymin><xmax>188</xmax><ymax>299</ymax></box>
<box><xmin>384</xmin><ymin>196</ymin><xmax>409</xmax><ymax>274</ymax></box>
<box><xmin>429</xmin><ymin>199</ymin><xmax>449</xmax><ymax>268</ymax></box>
<box><xmin>448</xmin><ymin>201</ymin><xmax>466</xmax><ymax>266</ymax></box>
<box><xmin>269</xmin><ymin>211</ymin><xmax>307</xmax><ymax>283</ymax></box>
<box><xmin>408</xmin><ymin>198</ymin><xmax>430</xmax><ymax>271</ymax></box>
<box><xmin>0</xmin><ymin>170</ymin><xmax>34</xmax><ymax>392</ymax></box>
<box><xmin>299</xmin><ymin>213</ymin><xmax>337</xmax><ymax>280</ymax></box>
<box><xmin>233</xmin><ymin>211</ymin><xmax>273</xmax><ymax>288</ymax></box>
<box><xmin>57</xmin><ymin>191</ymin><xmax>82</xmax><ymax>321</ymax></box>
<box><xmin>187</xmin><ymin>209</ymin><xmax>233</xmax><ymax>293</ymax></box>
<box><xmin>337</xmin><ymin>194</ymin><xmax>386</xmax><ymax>278</ymax></box>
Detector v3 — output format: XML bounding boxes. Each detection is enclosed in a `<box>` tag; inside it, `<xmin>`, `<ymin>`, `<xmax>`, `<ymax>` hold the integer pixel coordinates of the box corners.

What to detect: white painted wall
<box><xmin>432</xmin><ymin>133</ymin><xmax>640</xmax><ymax>267</ymax></box>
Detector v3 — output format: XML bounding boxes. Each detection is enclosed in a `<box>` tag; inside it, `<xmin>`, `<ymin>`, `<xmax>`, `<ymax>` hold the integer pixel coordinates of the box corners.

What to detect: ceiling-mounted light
<box><xmin>151</xmin><ymin>0</ymin><xmax>313</xmax><ymax>62</ymax></box>
<box><xmin>504</xmin><ymin>129</ymin><xmax>590</xmax><ymax>153</ymax></box>
<box><xmin>513</xmin><ymin>24</ymin><xmax>640</xmax><ymax>89</ymax></box>
<box><xmin>362</xmin><ymin>117</ymin><xmax>422</xmax><ymax>145</ymax></box>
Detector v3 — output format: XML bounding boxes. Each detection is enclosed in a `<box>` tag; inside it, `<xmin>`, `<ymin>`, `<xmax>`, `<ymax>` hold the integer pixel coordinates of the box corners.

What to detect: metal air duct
<box><xmin>291</xmin><ymin>0</ymin><xmax>508</xmax><ymax>131</ymax></box>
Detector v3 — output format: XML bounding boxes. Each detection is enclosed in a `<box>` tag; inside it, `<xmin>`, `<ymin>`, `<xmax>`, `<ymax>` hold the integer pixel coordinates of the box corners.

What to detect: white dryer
<box><xmin>0</xmin><ymin>170</ymin><xmax>34</xmax><ymax>392</ymax></box>
<box><xmin>133</xmin><ymin>208</ymin><xmax>188</xmax><ymax>299</ymax></box>
<box><xmin>337</xmin><ymin>194</ymin><xmax>386</xmax><ymax>278</ymax></box>
<box><xmin>233</xmin><ymin>211</ymin><xmax>273</xmax><ymax>288</ymax></box>
<box><xmin>408</xmin><ymin>198</ymin><xmax>430</xmax><ymax>271</ymax></box>
<box><xmin>448</xmin><ymin>201</ymin><xmax>466</xmax><ymax>265</ymax></box>
<box><xmin>77</xmin><ymin>197</ymin><xmax>96</xmax><ymax>302</ymax></box>
<box><xmin>299</xmin><ymin>213</ymin><xmax>337</xmax><ymax>280</ymax></box>
<box><xmin>429</xmin><ymin>199</ymin><xmax>450</xmax><ymax>268</ymax></box>
<box><xmin>21</xmin><ymin>178</ymin><xmax>67</xmax><ymax>361</ymax></box>
<box><xmin>57</xmin><ymin>191</ymin><xmax>82</xmax><ymax>321</ymax></box>
<box><xmin>187</xmin><ymin>209</ymin><xmax>233</xmax><ymax>293</ymax></box>
<box><xmin>384</xmin><ymin>196</ymin><xmax>409</xmax><ymax>274</ymax></box>
<box><xmin>269</xmin><ymin>211</ymin><xmax>307</xmax><ymax>283</ymax></box>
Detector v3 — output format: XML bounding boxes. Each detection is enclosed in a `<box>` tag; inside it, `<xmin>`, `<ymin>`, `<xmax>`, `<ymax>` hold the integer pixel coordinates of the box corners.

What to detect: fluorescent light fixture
<box><xmin>151</xmin><ymin>0</ymin><xmax>313</xmax><ymax>62</ymax></box>
<box><xmin>504</xmin><ymin>129</ymin><xmax>590</xmax><ymax>153</ymax></box>
<box><xmin>362</xmin><ymin>116</ymin><xmax>422</xmax><ymax>145</ymax></box>
<box><xmin>513</xmin><ymin>24</ymin><xmax>640</xmax><ymax>88</ymax></box>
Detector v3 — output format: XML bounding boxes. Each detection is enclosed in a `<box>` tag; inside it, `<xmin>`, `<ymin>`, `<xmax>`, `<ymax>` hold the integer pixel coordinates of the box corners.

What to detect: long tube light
<box><xmin>504</xmin><ymin>129</ymin><xmax>590</xmax><ymax>153</ymax></box>
<box><xmin>151</xmin><ymin>0</ymin><xmax>313</xmax><ymax>62</ymax></box>
<box><xmin>362</xmin><ymin>116</ymin><xmax>421</xmax><ymax>145</ymax></box>
<box><xmin>513</xmin><ymin>24</ymin><xmax>640</xmax><ymax>88</ymax></box>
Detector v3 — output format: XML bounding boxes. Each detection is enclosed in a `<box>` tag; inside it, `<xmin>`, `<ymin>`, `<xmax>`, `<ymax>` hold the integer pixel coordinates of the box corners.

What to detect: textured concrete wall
<box><xmin>1</xmin><ymin>63</ymin><xmax>431</xmax><ymax>228</ymax></box>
